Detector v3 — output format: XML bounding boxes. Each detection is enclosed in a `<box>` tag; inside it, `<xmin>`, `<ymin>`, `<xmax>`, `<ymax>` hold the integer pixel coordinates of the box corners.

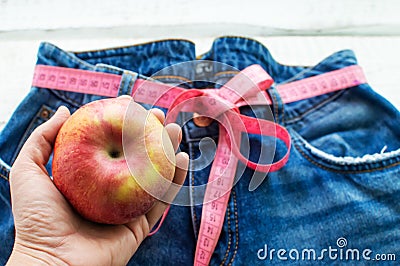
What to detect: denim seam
<box><xmin>219</xmin><ymin>202</ymin><xmax>232</xmax><ymax>265</ymax></box>
<box><xmin>272</xmin><ymin>88</ymin><xmax>286</xmax><ymax>125</ymax></box>
<box><xmin>45</xmin><ymin>44</ymin><xmax>94</xmax><ymax>70</ymax></box>
<box><xmin>0</xmin><ymin>173</ymin><xmax>8</xmax><ymax>181</ymax></box>
<box><xmin>189</xmin><ymin>147</ymin><xmax>198</xmax><ymax>237</ymax></box>
<box><xmin>197</xmin><ymin>35</ymin><xmax>271</xmax><ymax>59</ymax></box>
<box><xmin>276</xmin><ymin>58</ymin><xmax>350</xmax><ymax>86</ymax></box>
<box><xmin>214</xmin><ymin>71</ymin><xmax>239</xmax><ymax>77</ymax></box>
<box><xmin>152</xmin><ymin>75</ymin><xmax>193</xmax><ymax>83</ymax></box>
<box><xmin>30</xmin><ymin>87</ymin><xmax>81</xmax><ymax>109</ymax></box>
<box><xmin>50</xmin><ymin>89</ymin><xmax>83</xmax><ymax>108</ymax></box>
<box><xmin>228</xmin><ymin>189</ymin><xmax>239</xmax><ymax>265</ymax></box>
<box><xmin>72</xmin><ymin>39</ymin><xmax>195</xmax><ymax>56</ymax></box>
<box><xmin>284</xmin><ymin>90</ymin><xmax>346</xmax><ymax>125</ymax></box>
<box><xmin>277</xmin><ymin>66</ymin><xmax>315</xmax><ymax>85</ymax></box>
<box><xmin>293</xmin><ymin>138</ymin><xmax>400</xmax><ymax>173</ymax></box>
<box><xmin>0</xmin><ymin>166</ymin><xmax>9</xmax><ymax>181</ymax></box>
<box><xmin>271</xmin><ymin>91</ymin><xmax>279</xmax><ymax>124</ymax></box>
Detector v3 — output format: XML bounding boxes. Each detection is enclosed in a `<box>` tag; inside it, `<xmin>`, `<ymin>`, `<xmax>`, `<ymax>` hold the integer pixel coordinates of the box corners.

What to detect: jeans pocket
<box><xmin>291</xmin><ymin>128</ymin><xmax>400</xmax><ymax>174</ymax></box>
<box><xmin>10</xmin><ymin>105</ymin><xmax>56</xmax><ymax>165</ymax></box>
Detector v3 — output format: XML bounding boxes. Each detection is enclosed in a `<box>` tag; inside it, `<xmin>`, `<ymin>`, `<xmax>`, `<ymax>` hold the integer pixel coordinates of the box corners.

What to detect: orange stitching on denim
<box><xmin>293</xmin><ymin>140</ymin><xmax>400</xmax><ymax>174</ymax></box>
<box><xmin>151</xmin><ymin>75</ymin><xmax>192</xmax><ymax>83</ymax></box>
<box><xmin>228</xmin><ymin>189</ymin><xmax>239</xmax><ymax>266</ymax></box>
<box><xmin>214</xmin><ymin>71</ymin><xmax>240</xmax><ymax>77</ymax></box>
<box><xmin>0</xmin><ymin>163</ymin><xmax>9</xmax><ymax>181</ymax></box>
<box><xmin>0</xmin><ymin>173</ymin><xmax>9</xmax><ymax>181</ymax></box>
<box><xmin>220</xmin><ymin>205</ymin><xmax>232</xmax><ymax>265</ymax></box>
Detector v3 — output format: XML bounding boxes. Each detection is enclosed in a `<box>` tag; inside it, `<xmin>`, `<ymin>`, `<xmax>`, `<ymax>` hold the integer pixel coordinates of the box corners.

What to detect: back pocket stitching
<box><xmin>292</xmin><ymin>130</ymin><xmax>400</xmax><ymax>173</ymax></box>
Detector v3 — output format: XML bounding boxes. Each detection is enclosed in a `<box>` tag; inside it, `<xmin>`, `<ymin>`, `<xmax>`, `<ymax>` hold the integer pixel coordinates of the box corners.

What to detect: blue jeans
<box><xmin>0</xmin><ymin>37</ymin><xmax>399</xmax><ymax>265</ymax></box>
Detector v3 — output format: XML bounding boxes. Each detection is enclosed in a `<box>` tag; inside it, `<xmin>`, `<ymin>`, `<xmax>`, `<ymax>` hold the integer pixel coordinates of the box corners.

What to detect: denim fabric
<box><xmin>195</xmin><ymin>37</ymin><xmax>400</xmax><ymax>265</ymax></box>
<box><xmin>0</xmin><ymin>37</ymin><xmax>399</xmax><ymax>265</ymax></box>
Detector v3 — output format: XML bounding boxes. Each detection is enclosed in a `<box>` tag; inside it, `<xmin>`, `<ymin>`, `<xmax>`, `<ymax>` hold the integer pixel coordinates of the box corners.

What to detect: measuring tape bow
<box><xmin>32</xmin><ymin>63</ymin><xmax>367</xmax><ymax>265</ymax></box>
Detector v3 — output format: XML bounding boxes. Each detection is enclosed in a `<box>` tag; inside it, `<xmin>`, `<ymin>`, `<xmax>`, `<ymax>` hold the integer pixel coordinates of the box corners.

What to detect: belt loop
<box><xmin>267</xmin><ymin>84</ymin><xmax>285</xmax><ymax>125</ymax></box>
<box><xmin>118</xmin><ymin>70</ymin><xmax>138</xmax><ymax>97</ymax></box>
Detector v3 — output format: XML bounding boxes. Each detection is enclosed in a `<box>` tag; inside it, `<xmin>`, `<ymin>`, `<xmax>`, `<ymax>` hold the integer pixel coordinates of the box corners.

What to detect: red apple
<box><xmin>52</xmin><ymin>97</ymin><xmax>176</xmax><ymax>224</ymax></box>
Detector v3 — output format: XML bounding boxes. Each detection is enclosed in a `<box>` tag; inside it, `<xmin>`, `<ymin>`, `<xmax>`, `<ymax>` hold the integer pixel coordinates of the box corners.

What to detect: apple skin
<box><xmin>52</xmin><ymin>97</ymin><xmax>176</xmax><ymax>224</ymax></box>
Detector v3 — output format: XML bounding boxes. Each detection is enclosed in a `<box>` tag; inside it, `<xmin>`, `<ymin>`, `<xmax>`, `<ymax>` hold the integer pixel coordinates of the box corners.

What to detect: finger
<box><xmin>12</xmin><ymin>106</ymin><xmax>70</xmax><ymax>173</ymax></box>
<box><xmin>149</xmin><ymin>108</ymin><xmax>182</xmax><ymax>151</ymax></box>
<box><xmin>165</xmin><ymin>123</ymin><xmax>182</xmax><ymax>152</ymax></box>
<box><xmin>149</xmin><ymin>108</ymin><xmax>165</xmax><ymax>124</ymax></box>
<box><xmin>145</xmin><ymin>152</ymin><xmax>189</xmax><ymax>229</ymax></box>
<box><xmin>117</xmin><ymin>95</ymin><xmax>132</xmax><ymax>100</ymax></box>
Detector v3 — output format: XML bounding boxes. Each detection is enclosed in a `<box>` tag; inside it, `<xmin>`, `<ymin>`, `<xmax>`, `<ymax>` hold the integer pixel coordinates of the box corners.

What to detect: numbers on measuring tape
<box><xmin>79</xmin><ymin>79</ymin><xmax>87</xmax><ymax>87</ymax></box>
<box><xmin>217</xmin><ymin>177</ymin><xmax>224</xmax><ymax>186</ymax></box>
<box><xmin>206</xmin><ymin>211</ymin><xmax>222</xmax><ymax>226</ymax></box>
<box><xmin>203</xmin><ymin>237</ymin><xmax>210</xmax><ymax>248</ymax></box>
<box><xmin>58</xmin><ymin>75</ymin><xmax>66</xmax><ymax>85</ymax></box>
<box><xmin>211</xmin><ymin>201</ymin><xmax>219</xmax><ymax>211</ymax></box>
<box><xmin>102</xmin><ymin>81</ymin><xmax>110</xmax><ymax>89</ymax></box>
<box><xmin>310</xmin><ymin>83</ymin><xmax>317</xmax><ymax>92</ymax></box>
<box><xmin>69</xmin><ymin>77</ymin><xmax>77</xmax><ymax>85</ymax></box>
<box><xmin>331</xmin><ymin>78</ymin><xmax>338</xmax><ymax>87</ymax></box>
<box><xmin>216</xmin><ymin>166</ymin><xmax>223</xmax><ymax>175</ymax></box>
<box><xmin>199</xmin><ymin>250</ymin><xmax>207</xmax><ymax>260</ymax></box>
<box><xmin>213</xmin><ymin>190</ymin><xmax>221</xmax><ymax>199</ymax></box>
<box><xmin>209</xmin><ymin>213</ymin><xmax>216</xmax><ymax>223</ymax></box>
<box><xmin>206</xmin><ymin>225</ymin><xmax>215</xmax><ymax>235</ymax></box>
<box><xmin>149</xmin><ymin>90</ymin><xmax>157</xmax><ymax>98</ymax></box>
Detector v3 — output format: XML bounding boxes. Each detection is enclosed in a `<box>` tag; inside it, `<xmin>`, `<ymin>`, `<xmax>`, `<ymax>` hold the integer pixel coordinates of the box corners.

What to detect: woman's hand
<box><xmin>7</xmin><ymin>104</ymin><xmax>188</xmax><ymax>266</ymax></box>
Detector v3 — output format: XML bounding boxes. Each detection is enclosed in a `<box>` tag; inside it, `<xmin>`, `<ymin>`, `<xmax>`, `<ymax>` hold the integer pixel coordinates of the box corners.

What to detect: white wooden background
<box><xmin>1</xmin><ymin>0</ymin><xmax>400</xmax><ymax>130</ymax></box>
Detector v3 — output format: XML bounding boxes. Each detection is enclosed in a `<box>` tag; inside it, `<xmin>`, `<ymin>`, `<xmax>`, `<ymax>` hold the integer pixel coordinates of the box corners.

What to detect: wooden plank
<box><xmin>1</xmin><ymin>0</ymin><xmax>400</xmax><ymax>36</ymax></box>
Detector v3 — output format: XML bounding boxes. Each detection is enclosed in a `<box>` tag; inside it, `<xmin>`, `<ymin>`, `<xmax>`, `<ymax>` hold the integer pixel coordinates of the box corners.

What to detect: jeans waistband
<box><xmin>36</xmin><ymin>40</ymin><xmax>197</xmax><ymax>106</ymax></box>
<box><xmin>34</xmin><ymin>37</ymin><xmax>380</xmax><ymax>143</ymax></box>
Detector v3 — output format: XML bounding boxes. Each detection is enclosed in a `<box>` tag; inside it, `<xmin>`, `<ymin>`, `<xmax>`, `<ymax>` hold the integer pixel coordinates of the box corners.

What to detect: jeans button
<box><xmin>40</xmin><ymin>109</ymin><xmax>50</xmax><ymax>119</ymax></box>
<box><xmin>193</xmin><ymin>113</ymin><xmax>213</xmax><ymax>127</ymax></box>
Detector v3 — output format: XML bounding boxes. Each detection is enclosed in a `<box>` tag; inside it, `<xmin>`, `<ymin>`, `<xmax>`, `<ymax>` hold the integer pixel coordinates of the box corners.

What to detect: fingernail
<box><xmin>181</xmin><ymin>152</ymin><xmax>189</xmax><ymax>160</ymax></box>
<box><xmin>117</xmin><ymin>95</ymin><xmax>132</xmax><ymax>100</ymax></box>
<box><xmin>52</xmin><ymin>106</ymin><xmax>70</xmax><ymax>119</ymax></box>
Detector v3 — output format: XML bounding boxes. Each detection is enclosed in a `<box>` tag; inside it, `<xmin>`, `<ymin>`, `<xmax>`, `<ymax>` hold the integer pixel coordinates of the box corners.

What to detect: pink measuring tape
<box><xmin>32</xmin><ymin>63</ymin><xmax>367</xmax><ymax>265</ymax></box>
